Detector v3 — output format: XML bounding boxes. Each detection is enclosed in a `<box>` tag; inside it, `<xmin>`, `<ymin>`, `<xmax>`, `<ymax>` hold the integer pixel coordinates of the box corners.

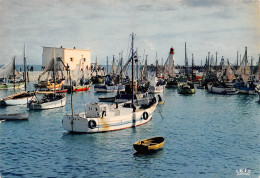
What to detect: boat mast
<box><xmin>236</xmin><ymin>51</ymin><xmax>239</xmax><ymax>69</ymax></box>
<box><xmin>106</xmin><ymin>56</ymin><xmax>108</xmax><ymax>75</ymax></box>
<box><xmin>258</xmin><ymin>54</ymin><xmax>260</xmax><ymax>82</ymax></box>
<box><xmin>69</xmin><ymin>69</ymin><xmax>74</xmax><ymax>117</ymax></box>
<box><xmin>192</xmin><ymin>54</ymin><xmax>194</xmax><ymax>83</ymax></box>
<box><xmin>23</xmin><ymin>44</ymin><xmax>27</xmax><ymax>90</ymax></box>
<box><xmin>208</xmin><ymin>52</ymin><xmax>210</xmax><ymax>72</ymax></box>
<box><xmin>156</xmin><ymin>52</ymin><xmax>158</xmax><ymax>77</ymax></box>
<box><xmin>185</xmin><ymin>42</ymin><xmax>188</xmax><ymax>77</ymax></box>
<box><xmin>82</xmin><ymin>55</ymin><xmax>85</xmax><ymax>82</ymax></box>
<box><xmin>131</xmin><ymin>33</ymin><xmax>135</xmax><ymax>106</ymax></box>
<box><xmin>215</xmin><ymin>52</ymin><xmax>218</xmax><ymax>68</ymax></box>
<box><xmin>95</xmin><ymin>57</ymin><xmax>98</xmax><ymax>78</ymax></box>
<box><xmin>245</xmin><ymin>47</ymin><xmax>247</xmax><ymax>75</ymax></box>
<box><xmin>136</xmin><ymin>56</ymin><xmax>139</xmax><ymax>81</ymax></box>
<box><xmin>53</xmin><ymin>49</ymin><xmax>56</xmax><ymax>94</ymax></box>
<box><xmin>13</xmin><ymin>56</ymin><xmax>16</xmax><ymax>90</ymax></box>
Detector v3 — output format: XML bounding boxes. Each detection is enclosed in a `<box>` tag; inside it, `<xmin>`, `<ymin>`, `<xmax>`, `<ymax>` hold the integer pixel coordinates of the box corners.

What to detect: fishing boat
<box><xmin>207</xmin><ymin>82</ymin><xmax>238</xmax><ymax>95</ymax></box>
<box><xmin>165</xmin><ymin>77</ymin><xmax>178</xmax><ymax>88</ymax></box>
<box><xmin>0</xmin><ymin>91</ymin><xmax>35</xmax><ymax>106</ymax></box>
<box><xmin>27</xmin><ymin>92</ymin><xmax>66</xmax><ymax>110</ymax></box>
<box><xmin>34</xmin><ymin>57</ymin><xmax>65</xmax><ymax>91</ymax></box>
<box><xmin>148</xmin><ymin>76</ymin><xmax>165</xmax><ymax>94</ymax></box>
<box><xmin>63</xmin><ymin>58</ymin><xmax>91</xmax><ymax>93</ymax></box>
<box><xmin>234</xmin><ymin>47</ymin><xmax>256</xmax><ymax>94</ymax></box>
<box><xmin>94</xmin><ymin>57</ymin><xmax>125</xmax><ymax>93</ymax></box>
<box><xmin>98</xmin><ymin>96</ymin><xmax>115</xmax><ymax>102</ymax></box>
<box><xmin>177</xmin><ymin>43</ymin><xmax>195</xmax><ymax>94</ymax></box>
<box><xmin>65</xmin><ymin>79</ymin><xmax>91</xmax><ymax>93</ymax></box>
<box><xmin>0</xmin><ymin>57</ymin><xmax>24</xmax><ymax>90</ymax></box>
<box><xmin>94</xmin><ymin>76</ymin><xmax>124</xmax><ymax>93</ymax></box>
<box><xmin>235</xmin><ymin>80</ymin><xmax>256</xmax><ymax>95</ymax></box>
<box><xmin>0</xmin><ymin>113</ymin><xmax>29</xmax><ymax>121</ymax></box>
<box><xmin>91</xmin><ymin>58</ymin><xmax>103</xmax><ymax>84</ymax></box>
<box><xmin>62</xmin><ymin>97</ymin><xmax>157</xmax><ymax>133</ymax></box>
<box><xmin>28</xmin><ymin>49</ymin><xmax>67</xmax><ymax>110</ymax></box>
<box><xmin>62</xmin><ymin>33</ymin><xmax>158</xmax><ymax>133</ymax></box>
<box><xmin>34</xmin><ymin>79</ymin><xmax>64</xmax><ymax>91</ymax></box>
<box><xmin>255</xmin><ymin>85</ymin><xmax>260</xmax><ymax>101</ymax></box>
<box><xmin>94</xmin><ymin>84</ymin><xmax>124</xmax><ymax>93</ymax></box>
<box><xmin>177</xmin><ymin>82</ymin><xmax>195</xmax><ymax>94</ymax></box>
<box><xmin>133</xmin><ymin>137</ymin><xmax>165</xmax><ymax>153</ymax></box>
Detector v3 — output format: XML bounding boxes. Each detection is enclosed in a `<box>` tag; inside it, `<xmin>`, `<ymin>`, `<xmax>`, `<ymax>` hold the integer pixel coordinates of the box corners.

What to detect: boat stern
<box><xmin>62</xmin><ymin>114</ymin><xmax>99</xmax><ymax>133</ymax></box>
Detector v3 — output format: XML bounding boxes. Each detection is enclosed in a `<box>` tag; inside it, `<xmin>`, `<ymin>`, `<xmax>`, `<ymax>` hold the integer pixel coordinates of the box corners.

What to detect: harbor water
<box><xmin>0</xmin><ymin>85</ymin><xmax>259</xmax><ymax>177</ymax></box>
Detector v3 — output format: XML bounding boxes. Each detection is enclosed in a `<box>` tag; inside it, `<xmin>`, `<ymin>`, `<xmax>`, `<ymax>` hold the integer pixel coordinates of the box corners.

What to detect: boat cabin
<box><xmin>86</xmin><ymin>103</ymin><xmax>108</xmax><ymax>118</ymax></box>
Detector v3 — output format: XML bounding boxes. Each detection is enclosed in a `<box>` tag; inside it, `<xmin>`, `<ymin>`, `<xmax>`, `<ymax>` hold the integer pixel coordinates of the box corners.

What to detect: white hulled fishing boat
<box><xmin>62</xmin><ymin>98</ymin><xmax>157</xmax><ymax>133</ymax></box>
<box><xmin>62</xmin><ymin>33</ymin><xmax>158</xmax><ymax>133</ymax></box>
<box><xmin>148</xmin><ymin>76</ymin><xmax>165</xmax><ymax>94</ymax></box>
<box><xmin>28</xmin><ymin>92</ymin><xmax>66</xmax><ymax>110</ymax></box>
<box><xmin>207</xmin><ymin>82</ymin><xmax>238</xmax><ymax>95</ymax></box>
<box><xmin>0</xmin><ymin>91</ymin><xmax>35</xmax><ymax>106</ymax></box>
<box><xmin>28</xmin><ymin>49</ymin><xmax>67</xmax><ymax>110</ymax></box>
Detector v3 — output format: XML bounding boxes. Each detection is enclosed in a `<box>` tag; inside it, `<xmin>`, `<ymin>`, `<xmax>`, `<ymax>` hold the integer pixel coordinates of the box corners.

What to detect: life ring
<box><xmin>88</xmin><ymin>120</ymin><xmax>97</xmax><ymax>129</ymax></box>
<box><xmin>142</xmin><ymin>112</ymin><xmax>148</xmax><ymax>120</ymax></box>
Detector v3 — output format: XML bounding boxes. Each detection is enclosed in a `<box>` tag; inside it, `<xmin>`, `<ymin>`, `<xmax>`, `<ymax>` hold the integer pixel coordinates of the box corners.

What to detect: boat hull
<box><xmin>98</xmin><ymin>96</ymin><xmax>115</xmax><ymax>102</ymax></box>
<box><xmin>62</xmin><ymin>103</ymin><xmax>157</xmax><ymax>133</ymax></box>
<box><xmin>177</xmin><ymin>88</ymin><xmax>195</xmax><ymax>94</ymax></box>
<box><xmin>28</xmin><ymin>95</ymin><xmax>66</xmax><ymax>110</ymax></box>
<box><xmin>4</xmin><ymin>97</ymin><xmax>33</xmax><ymax>106</ymax></box>
<box><xmin>133</xmin><ymin>137</ymin><xmax>165</xmax><ymax>153</ymax></box>
<box><xmin>149</xmin><ymin>85</ymin><xmax>165</xmax><ymax>94</ymax></box>
<box><xmin>0</xmin><ymin>113</ymin><xmax>29</xmax><ymax>121</ymax></box>
<box><xmin>0</xmin><ymin>82</ymin><xmax>24</xmax><ymax>90</ymax></box>
<box><xmin>208</xmin><ymin>84</ymin><xmax>238</xmax><ymax>95</ymax></box>
<box><xmin>94</xmin><ymin>84</ymin><xmax>124</xmax><ymax>93</ymax></box>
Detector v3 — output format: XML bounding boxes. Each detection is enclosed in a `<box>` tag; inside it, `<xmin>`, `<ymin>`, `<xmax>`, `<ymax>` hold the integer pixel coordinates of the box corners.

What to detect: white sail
<box><xmin>0</xmin><ymin>58</ymin><xmax>22</xmax><ymax>79</ymax></box>
<box><xmin>70</xmin><ymin>58</ymin><xmax>84</xmax><ymax>85</ymax></box>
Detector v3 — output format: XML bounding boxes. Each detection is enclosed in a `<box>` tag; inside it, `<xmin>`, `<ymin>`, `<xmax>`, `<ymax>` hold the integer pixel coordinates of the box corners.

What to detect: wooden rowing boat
<box><xmin>133</xmin><ymin>137</ymin><xmax>165</xmax><ymax>153</ymax></box>
<box><xmin>0</xmin><ymin>113</ymin><xmax>29</xmax><ymax>121</ymax></box>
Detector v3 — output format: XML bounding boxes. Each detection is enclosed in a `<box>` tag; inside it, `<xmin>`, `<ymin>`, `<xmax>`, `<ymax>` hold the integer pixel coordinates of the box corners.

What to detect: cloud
<box><xmin>0</xmin><ymin>0</ymin><xmax>258</xmax><ymax>65</ymax></box>
<box><xmin>181</xmin><ymin>0</ymin><xmax>230</xmax><ymax>7</ymax></box>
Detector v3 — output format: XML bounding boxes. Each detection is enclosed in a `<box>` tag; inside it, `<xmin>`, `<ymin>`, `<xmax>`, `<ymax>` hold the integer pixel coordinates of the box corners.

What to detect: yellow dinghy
<box><xmin>133</xmin><ymin>137</ymin><xmax>165</xmax><ymax>153</ymax></box>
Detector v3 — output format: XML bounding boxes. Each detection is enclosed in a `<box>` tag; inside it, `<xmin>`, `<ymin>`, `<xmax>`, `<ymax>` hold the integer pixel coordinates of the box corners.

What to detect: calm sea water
<box><xmin>0</xmin><ymin>84</ymin><xmax>259</xmax><ymax>177</ymax></box>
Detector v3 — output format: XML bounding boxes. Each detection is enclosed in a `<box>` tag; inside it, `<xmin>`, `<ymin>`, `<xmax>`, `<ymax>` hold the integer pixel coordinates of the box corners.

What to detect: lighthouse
<box><xmin>168</xmin><ymin>47</ymin><xmax>175</xmax><ymax>76</ymax></box>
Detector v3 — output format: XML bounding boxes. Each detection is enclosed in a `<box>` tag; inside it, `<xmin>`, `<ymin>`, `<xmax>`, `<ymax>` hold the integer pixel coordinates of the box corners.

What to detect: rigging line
<box><xmin>126</xmin><ymin>34</ymin><xmax>131</xmax><ymax>65</ymax></box>
<box><xmin>157</xmin><ymin>105</ymin><xmax>165</xmax><ymax>120</ymax></box>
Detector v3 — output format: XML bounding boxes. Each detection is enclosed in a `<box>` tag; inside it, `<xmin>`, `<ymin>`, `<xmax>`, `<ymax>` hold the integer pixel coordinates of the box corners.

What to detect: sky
<box><xmin>0</xmin><ymin>0</ymin><xmax>259</xmax><ymax>66</ymax></box>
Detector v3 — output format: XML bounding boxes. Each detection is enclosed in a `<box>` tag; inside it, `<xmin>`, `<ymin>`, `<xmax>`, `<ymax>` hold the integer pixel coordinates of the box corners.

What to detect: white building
<box><xmin>42</xmin><ymin>46</ymin><xmax>91</xmax><ymax>71</ymax></box>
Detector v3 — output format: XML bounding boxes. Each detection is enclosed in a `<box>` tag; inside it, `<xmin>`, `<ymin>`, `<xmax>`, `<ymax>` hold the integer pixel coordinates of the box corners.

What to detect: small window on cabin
<box><xmin>70</xmin><ymin>58</ymin><xmax>74</xmax><ymax>62</ymax></box>
<box><xmin>96</xmin><ymin>108</ymin><xmax>97</xmax><ymax>111</ymax></box>
<box><xmin>83</xmin><ymin>58</ymin><xmax>86</xmax><ymax>62</ymax></box>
